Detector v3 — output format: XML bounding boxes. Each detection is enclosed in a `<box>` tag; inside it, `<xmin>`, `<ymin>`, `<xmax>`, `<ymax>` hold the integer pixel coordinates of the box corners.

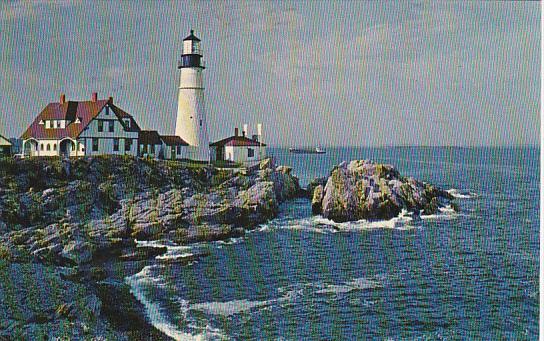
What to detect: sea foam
<box><xmin>447</xmin><ymin>188</ymin><xmax>479</xmax><ymax>199</ymax></box>
<box><xmin>126</xmin><ymin>265</ymin><xmax>226</xmax><ymax>341</ymax></box>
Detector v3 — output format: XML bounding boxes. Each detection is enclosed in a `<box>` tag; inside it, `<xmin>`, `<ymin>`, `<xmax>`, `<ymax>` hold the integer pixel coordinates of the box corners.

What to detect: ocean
<box><xmin>127</xmin><ymin>147</ymin><xmax>539</xmax><ymax>340</ymax></box>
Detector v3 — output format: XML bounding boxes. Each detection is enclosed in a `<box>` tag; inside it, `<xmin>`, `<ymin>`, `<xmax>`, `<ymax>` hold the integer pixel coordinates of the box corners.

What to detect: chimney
<box><xmin>108</xmin><ymin>96</ymin><xmax>113</xmax><ymax>104</ymax></box>
<box><xmin>234</xmin><ymin>127</ymin><xmax>239</xmax><ymax>137</ymax></box>
<box><xmin>60</xmin><ymin>93</ymin><xmax>66</xmax><ymax>104</ymax></box>
<box><xmin>92</xmin><ymin>92</ymin><xmax>98</xmax><ymax>102</ymax></box>
<box><xmin>243</xmin><ymin>124</ymin><xmax>248</xmax><ymax>137</ymax></box>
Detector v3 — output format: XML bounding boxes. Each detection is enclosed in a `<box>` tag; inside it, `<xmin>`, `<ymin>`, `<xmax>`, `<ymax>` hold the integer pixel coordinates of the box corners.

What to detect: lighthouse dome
<box><xmin>183</xmin><ymin>29</ymin><xmax>201</xmax><ymax>42</ymax></box>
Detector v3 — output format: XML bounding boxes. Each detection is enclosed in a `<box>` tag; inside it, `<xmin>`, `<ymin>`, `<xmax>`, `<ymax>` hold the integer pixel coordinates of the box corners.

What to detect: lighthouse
<box><xmin>175</xmin><ymin>29</ymin><xmax>210</xmax><ymax>161</ymax></box>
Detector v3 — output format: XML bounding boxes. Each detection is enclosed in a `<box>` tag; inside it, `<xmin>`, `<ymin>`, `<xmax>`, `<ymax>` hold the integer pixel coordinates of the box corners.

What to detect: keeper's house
<box><xmin>0</xmin><ymin>134</ymin><xmax>11</xmax><ymax>157</ymax></box>
<box><xmin>21</xmin><ymin>93</ymin><xmax>141</xmax><ymax>158</ymax></box>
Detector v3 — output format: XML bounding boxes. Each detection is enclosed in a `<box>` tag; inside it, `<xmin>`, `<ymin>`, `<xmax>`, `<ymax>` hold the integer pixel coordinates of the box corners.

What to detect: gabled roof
<box><xmin>110</xmin><ymin>105</ymin><xmax>141</xmax><ymax>132</ymax></box>
<box><xmin>183</xmin><ymin>29</ymin><xmax>201</xmax><ymax>42</ymax></box>
<box><xmin>22</xmin><ymin>99</ymin><xmax>109</xmax><ymax>140</ymax></box>
<box><xmin>139</xmin><ymin>130</ymin><xmax>162</xmax><ymax>145</ymax></box>
<box><xmin>21</xmin><ymin>97</ymin><xmax>140</xmax><ymax>140</ymax></box>
<box><xmin>210</xmin><ymin>136</ymin><xmax>266</xmax><ymax>147</ymax></box>
<box><xmin>160</xmin><ymin>135</ymin><xmax>188</xmax><ymax>146</ymax></box>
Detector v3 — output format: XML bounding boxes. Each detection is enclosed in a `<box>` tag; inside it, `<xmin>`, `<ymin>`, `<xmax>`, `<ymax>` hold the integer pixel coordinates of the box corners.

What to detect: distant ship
<box><xmin>289</xmin><ymin>146</ymin><xmax>326</xmax><ymax>154</ymax></box>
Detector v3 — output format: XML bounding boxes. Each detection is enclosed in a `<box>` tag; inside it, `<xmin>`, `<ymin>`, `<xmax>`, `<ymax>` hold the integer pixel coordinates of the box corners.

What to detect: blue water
<box><xmin>128</xmin><ymin>147</ymin><xmax>539</xmax><ymax>340</ymax></box>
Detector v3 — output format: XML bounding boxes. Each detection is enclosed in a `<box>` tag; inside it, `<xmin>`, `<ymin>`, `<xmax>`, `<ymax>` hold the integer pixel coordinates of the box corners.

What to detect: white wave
<box><xmin>156</xmin><ymin>252</ymin><xmax>195</xmax><ymax>261</ymax></box>
<box><xmin>420</xmin><ymin>205</ymin><xmax>459</xmax><ymax>221</ymax></box>
<box><xmin>447</xmin><ymin>188</ymin><xmax>478</xmax><ymax>199</ymax></box>
<box><xmin>313</xmin><ymin>209</ymin><xmax>416</xmax><ymax>231</ymax></box>
<box><xmin>213</xmin><ymin>237</ymin><xmax>245</xmax><ymax>247</ymax></box>
<box><xmin>315</xmin><ymin>277</ymin><xmax>382</xmax><ymax>295</ymax></box>
<box><xmin>126</xmin><ymin>265</ymin><xmax>226</xmax><ymax>341</ymax></box>
<box><xmin>189</xmin><ymin>298</ymin><xmax>273</xmax><ymax>317</ymax></box>
<box><xmin>188</xmin><ymin>289</ymin><xmax>301</xmax><ymax>317</ymax></box>
<box><xmin>135</xmin><ymin>239</ymin><xmax>167</xmax><ymax>248</ymax></box>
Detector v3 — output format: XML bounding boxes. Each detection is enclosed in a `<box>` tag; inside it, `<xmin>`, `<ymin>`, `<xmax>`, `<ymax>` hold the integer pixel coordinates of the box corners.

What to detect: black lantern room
<box><xmin>178</xmin><ymin>30</ymin><xmax>205</xmax><ymax>69</ymax></box>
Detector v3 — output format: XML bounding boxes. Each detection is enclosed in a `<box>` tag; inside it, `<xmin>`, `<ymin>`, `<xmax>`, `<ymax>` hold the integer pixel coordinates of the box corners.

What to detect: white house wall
<box><xmin>162</xmin><ymin>144</ymin><xmax>188</xmax><ymax>160</ymax></box>
<box><xmin>224</xmin><ymin>146</ymin><xmax>266</xmax><ymax>163</ymax></box>
<box><xmin>78</xmin><ymin>105</ymin><xmax>139</xmax><ymax>156</ymax></box>
<box><xmin>24</xmin><ymin>139</ymin><xmax>85</xmax><ymax>157</ymax></box>
<box><xmin>0</xmin><ymin>137</ymin><xmax>11</xmax><ymax>146</ymax></box>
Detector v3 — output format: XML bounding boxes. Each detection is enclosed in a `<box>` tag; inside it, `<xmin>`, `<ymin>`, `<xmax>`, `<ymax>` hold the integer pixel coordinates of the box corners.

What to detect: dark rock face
<box><xmin>313</xmin><ymin>160</ymin><xmax>453</xmax><ymax>222</ymax></box>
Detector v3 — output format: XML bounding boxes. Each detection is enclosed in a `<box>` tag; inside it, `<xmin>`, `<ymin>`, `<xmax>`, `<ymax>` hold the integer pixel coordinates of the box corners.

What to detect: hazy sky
<box><xmin>0</xmin><ymin>1</ymin><xmax>539</xmax><ymax>146</ymax></box>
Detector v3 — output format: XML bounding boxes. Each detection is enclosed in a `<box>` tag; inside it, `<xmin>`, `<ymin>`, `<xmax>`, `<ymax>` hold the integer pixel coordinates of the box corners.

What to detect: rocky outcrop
<box><xmin>0</xmin><ymin>156</ymin><xmax>301</xmax><ymax>266</ymax></box>
<box><xmin>0</xmin><ymin>155</ymin><xmax>302</xmax><ymax>338</ymax></box>
<box><xmin>312</xmin><ymin>160</ymin><xmax>454</xmax><ymax>222</ymax></box>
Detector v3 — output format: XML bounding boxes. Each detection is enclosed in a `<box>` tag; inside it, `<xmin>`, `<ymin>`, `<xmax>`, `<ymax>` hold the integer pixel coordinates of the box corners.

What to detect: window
<box><xmin>177</xmin><ymin>146</ymin><xmax>181</xmax><ymax>155</ymax></box>
<box><xmin>149</xmin><ymin>144</ymin><xmax>154</xmax><ymax>154</ymax></box>
<box><xmin>248</xmin><ymin>148</ymin><xmax>254</xmax><ymax>158</ymax></box>
<box><xmin>56</xmin><ymin>121</ymin><xmax>60</xmax><ymax>128</ymax></box>
<box><xmin>105</xmin><ymin>106</ymin><xmax>109</xmax><ymax>115</ymax></box>
<box><xmin>92</xmin><ymin>138</ymin><xmax>98</xmax><ymax>152</ymax></box>
<box><xmin>40</xmin><ymin>144</ymin><xmax>44</xmax><ymax>151</ymax></box>
<box><xmin>142</xmin><ymin>144</ymin><xmax>147</xmax><ymax>153</ymax></box>
<box><xmin>98</xmin><ymin>121</ymin><xmax>103</xmax><ymax>132</ymax></box>
<box><xmin>45</xmin><ymin>121</ymin><xmax>50</xmax><ymax>129</ymax></box>
<box><xmin>124</xmin><ymin>119</ymin><xmax>131</xmax><ymax>128</ymax></box>
<box><xmin>109</xmin><ymin>121</ymin><xmax>114</xmax><ymax>133</ymax></box>
<box><xmin>53</xmin><ymin>144</ymin><xmax>57</xmax><ymax>151</ymax></box>
<box><xmin>113</xmin><ymin>138</ymin><xmax>119</xmax><ymax>151</ymax></box>
<box><xmin>200</xmin><ymin>119</ymin><xmax>202</xmax><ymax>127</ymax></box>
<box><xmin>46</xmin><ymin>144</ymin><xmax>50</xmax><ymax>151</ymax></box>
<box><xmin>125</xmin><ymin>139</ymin><xmax>132</xmax><ymax>152</ymax></box>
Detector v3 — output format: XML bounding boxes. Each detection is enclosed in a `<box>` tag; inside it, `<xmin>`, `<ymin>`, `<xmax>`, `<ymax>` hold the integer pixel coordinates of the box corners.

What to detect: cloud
<box><xmin>0</xmin><ymin>0</ymin><xmax>75</xmax><ymax>22</ymax></box>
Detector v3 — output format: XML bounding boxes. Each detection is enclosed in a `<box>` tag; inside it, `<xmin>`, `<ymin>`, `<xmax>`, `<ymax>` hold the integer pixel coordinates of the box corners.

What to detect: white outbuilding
<box><xmin>210</xmin><ymin>127</ymin><xmax>266</xmax><ymax>165</ymax></box>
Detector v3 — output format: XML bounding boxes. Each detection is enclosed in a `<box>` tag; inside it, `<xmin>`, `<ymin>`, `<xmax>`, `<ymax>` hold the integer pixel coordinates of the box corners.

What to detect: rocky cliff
<box><xmin>0</xmin><ymin>155</ymin><xmax>302</xmax><ymax>339</ymax></box>
<box><xmin>310</xmin><ymin>160</ymin><xmax>455</xmax><ymax>222</ymax></box>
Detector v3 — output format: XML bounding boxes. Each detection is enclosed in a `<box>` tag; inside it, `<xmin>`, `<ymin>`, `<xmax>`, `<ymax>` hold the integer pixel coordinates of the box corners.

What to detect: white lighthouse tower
<box><xmin>175</xmin><ymin>29</ymin><xmax>210</xmax><ymax>162</ymax></box>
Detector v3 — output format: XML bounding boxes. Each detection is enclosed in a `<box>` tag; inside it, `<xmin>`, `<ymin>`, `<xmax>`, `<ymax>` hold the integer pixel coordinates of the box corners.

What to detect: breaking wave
<box><xmin>126</xmin><ymin>265</ymin><xmax>226</xmax><ymax>341</ymax></box>
<box><xmin>447</xmin><ymin>188</ymin><xmax>479</xmax><ymax>199</ymax></box>
<box><xmin>314</xmin><ymin>277</ymin><xmax>383</xmax><ymax>295</ymax></box>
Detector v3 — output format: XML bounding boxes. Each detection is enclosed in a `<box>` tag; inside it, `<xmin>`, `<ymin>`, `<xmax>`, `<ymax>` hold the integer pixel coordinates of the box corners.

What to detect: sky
<box><xmin>0</xmin><ymin>1</ymin><xmax>540</xmax><ymax>146</ymax></box>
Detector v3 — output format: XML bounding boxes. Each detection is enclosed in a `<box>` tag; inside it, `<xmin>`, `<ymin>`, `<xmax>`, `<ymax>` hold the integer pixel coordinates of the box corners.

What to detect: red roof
<box><xmin>21</xmin><ymin>98</ymin><xmax>139</xmax><ymax>140</ymax></box>
<box><xmin>160</xmin><ymin>135</ymin><xmax>188</xmax><ymax>146</ymax></box>
<box><xmin>210</xmin><ymin>136</ymin><xmax>266</xmax><ymax>147</ymax></box>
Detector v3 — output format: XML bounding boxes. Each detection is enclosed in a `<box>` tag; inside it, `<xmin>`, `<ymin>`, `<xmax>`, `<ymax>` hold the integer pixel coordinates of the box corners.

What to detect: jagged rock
<box><xmin>312</xmin><ymin>185</ymin><xmax>324</xmax><ymax>214</ymax></box>
<box><xmin>61</xmin><ymin>240</ymin><xmax>93</xmax><ymax>265</ymax></box>
<box><xmin>313</xmin><ymin>160</ymin><xmax>453</xmax><ymax>222</ymax></box>
<box><xmin>0</xmin><ymin>156</ymin><xmax>302</xmax><ymax>266</ymax></box>
<box><xmin>306</xmin><ymin>177</ymin><xmax>327</xmax><ymax>199</ymax></box>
